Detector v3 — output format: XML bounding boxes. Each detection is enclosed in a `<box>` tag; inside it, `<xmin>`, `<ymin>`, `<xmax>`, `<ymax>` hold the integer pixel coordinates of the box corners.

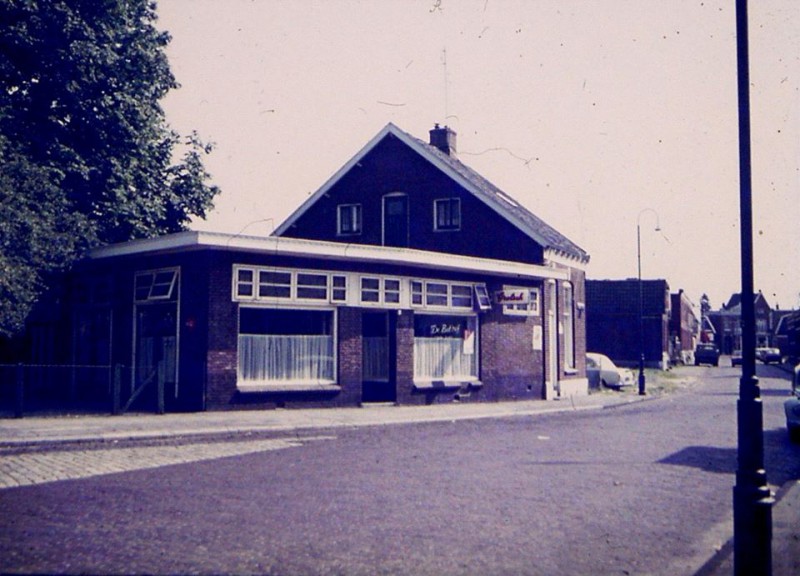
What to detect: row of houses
<box><xmin>704</xmin><ymin>292</ymin><xmax>799</xmax><ymax>357</ymax></box>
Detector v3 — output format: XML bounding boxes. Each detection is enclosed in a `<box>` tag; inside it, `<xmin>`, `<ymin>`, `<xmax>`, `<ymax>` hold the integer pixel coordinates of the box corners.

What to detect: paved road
<box><xmin>0</xmin><ymin>365</ymin><xmax>798</xmax><ymax>575</ymax></box>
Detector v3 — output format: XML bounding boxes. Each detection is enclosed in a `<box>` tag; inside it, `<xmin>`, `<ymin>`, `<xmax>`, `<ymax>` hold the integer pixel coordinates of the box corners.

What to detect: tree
<box><xmin>0</xmin><ymin>0</ymin><xmax>220</xmax><ymax>337</ymax></box>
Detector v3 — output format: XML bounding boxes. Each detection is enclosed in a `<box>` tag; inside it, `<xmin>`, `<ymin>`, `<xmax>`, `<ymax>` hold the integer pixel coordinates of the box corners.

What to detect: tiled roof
<box><xmin>274</xmin><ymin>123</ymin><xmax>589</xmax><ymax>264</ymax></box>
<box><xmin>405</xmin><ymin>129</ymin><xmax>590</xmax><ymax>263</ymax></box>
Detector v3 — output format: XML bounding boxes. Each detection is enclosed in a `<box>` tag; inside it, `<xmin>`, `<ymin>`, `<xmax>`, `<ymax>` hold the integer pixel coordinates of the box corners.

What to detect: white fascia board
<box><xmin>89</xmin><ymin>231</ymin><xmax>568</xmax><ymax>281</ymax></box>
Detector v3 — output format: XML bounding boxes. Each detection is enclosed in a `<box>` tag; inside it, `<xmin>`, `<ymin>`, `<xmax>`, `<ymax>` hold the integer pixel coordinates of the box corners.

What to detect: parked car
<box><xmin>785</xmin><ymin>364</ymin><xmax>800</xmax><ymax>442</ymax></box>
<box><xmin>731</xmin><ymin>350</ymin><xmax>743</xmax><ymax>367</ymax></box>
<box><xmin>755</xmin><ymin>347</ymin><xmax>782</xmax><ymax>364</ymax></box>
<box><xmin>586</xmin><ymin>353</ymin><xmax>635</xmax><ymax>389</ymax></box>
<box><xmin>694</xmin><ymin>344</ymin><xmax>720</xmax><ymax>366</ymax></box>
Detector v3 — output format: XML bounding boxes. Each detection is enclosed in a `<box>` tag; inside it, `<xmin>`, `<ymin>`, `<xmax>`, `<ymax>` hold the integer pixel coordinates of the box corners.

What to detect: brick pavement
<box><xmin>0</xmin><ymin>436</ymin><xmax>333</xmax><ymax>489</ymax></box>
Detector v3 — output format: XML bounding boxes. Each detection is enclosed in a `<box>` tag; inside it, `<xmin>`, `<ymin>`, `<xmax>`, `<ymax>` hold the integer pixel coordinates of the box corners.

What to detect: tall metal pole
<box><xmin>637</xmin><ymin>223</ymin><xmax>646</xmax><ymax>395</ymax></box>
<box><xmin>733</xmin><ymin>1</ymin><xmax>773</xmax><ymax>574</ymax></box>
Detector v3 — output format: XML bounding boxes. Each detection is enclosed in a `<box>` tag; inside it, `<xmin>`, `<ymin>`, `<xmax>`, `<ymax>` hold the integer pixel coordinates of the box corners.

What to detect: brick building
<box><xmin>585</xmin><ymin>279</ymin><xmax>671</xmax><ymax>369</ymax></box>
<box><xmin>3</xmin><ymin>123</ymin><xmax>590</xmax><ymax>412</ymax></box>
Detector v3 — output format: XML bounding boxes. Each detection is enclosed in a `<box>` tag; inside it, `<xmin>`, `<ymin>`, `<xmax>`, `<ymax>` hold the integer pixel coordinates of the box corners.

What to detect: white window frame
<box><xmin>359</xmin><ymin>276</ymin><xmax>403</xmax><ymax>307</ymax></box>
<box><xmin>433</xmin><ymin>197</ymin><xmax>461</xmax><ymax>231</ymax></box>
<box><xmin>233</xmin><ymin>266</ymin><xmax>347</xmax><ymax>306</ymax></box>
<box><xmin>410</xmin><ymin>280</ymin><xmax>475</xmax><ymax>310</ymax></box>
<box><xmin>236</xmin><ymin>306</ymin><xmax>338</xmax><ymax>391</ymax></box>
<box><xmin>134</xmin><ymin>268</ymin><xmax>179</xmax><ymax>302</ymax></box>
<box><xmin>337</xmin><ymin>204</ymin><xmax>362</xmax><ymax>235</ymax></box>
<box><xmin>412</xmin><ymin>311</ymin><xmax>479</xmax><ymax>383</ymax></box>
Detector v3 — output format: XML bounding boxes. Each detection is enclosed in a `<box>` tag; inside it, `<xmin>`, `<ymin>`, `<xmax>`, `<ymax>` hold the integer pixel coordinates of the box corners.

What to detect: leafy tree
<box><xmin>0</xmin><ymin>0</ymin><xmax>219</xmax><ymax>337</ymax></box>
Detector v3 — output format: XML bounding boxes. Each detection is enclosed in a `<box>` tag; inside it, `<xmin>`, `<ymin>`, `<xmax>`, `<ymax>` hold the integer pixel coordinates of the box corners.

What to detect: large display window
<box><xmin>237</xmin><ymin>308</ymin><xmax>335</xmax><ymax>387</ymax></box>
<box><xmin>413</xmin><ymin>314</ymin><xmax>477</xmax><ymax>381</ymax></box>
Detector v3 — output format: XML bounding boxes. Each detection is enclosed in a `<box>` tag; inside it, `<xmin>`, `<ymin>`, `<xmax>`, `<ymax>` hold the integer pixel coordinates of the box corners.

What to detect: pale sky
<box><xmin>157</xmin><ymin>0</ymin><xmax>799</xmax><ymax>311</ymax></box>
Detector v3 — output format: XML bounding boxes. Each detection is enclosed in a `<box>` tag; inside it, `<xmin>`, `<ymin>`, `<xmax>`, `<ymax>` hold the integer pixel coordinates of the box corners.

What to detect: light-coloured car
<box><xmin>586</xmin><ymin>353</ymin><xmax>635</xmax><ymax>389</ymax></box>
<box><xmin>785</xmin><ymin>364</ymin><xmax>800</xmax><ymax>442</ymax></box>
<box><xmin>756</xmin><ymin>347</ymin><xmax>782</xmax><ymax>364</ymax></box>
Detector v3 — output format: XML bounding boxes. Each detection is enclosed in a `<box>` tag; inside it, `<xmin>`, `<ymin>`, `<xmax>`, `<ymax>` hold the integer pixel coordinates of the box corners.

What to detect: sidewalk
<box><xmin>1</xmin><ymin>391</ymin><xmax>798</xmax><ymax>576</ymax></box>
<box><xmin>0</xmin><ymin>391</ymin><xmax>640</xmax><ymax>446</ymax></box>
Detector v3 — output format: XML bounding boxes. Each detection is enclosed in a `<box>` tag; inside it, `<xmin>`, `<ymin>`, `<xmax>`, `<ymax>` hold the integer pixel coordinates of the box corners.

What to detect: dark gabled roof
<box><xmin>274</xmin><ymin>123</ymin><xmax>589</xmax><ymax>264</ymax></box>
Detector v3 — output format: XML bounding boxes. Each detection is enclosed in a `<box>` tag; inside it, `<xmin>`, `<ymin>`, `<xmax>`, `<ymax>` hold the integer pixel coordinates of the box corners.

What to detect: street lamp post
<box><xmin>733</xmin><ymin>1</ymin><xmax>773</xmax><ymax>574</ymax></box>
<box><xmin>637</xmin><ymin>208</ymin><xmax>660</xmax><ymax>396</ymax></box>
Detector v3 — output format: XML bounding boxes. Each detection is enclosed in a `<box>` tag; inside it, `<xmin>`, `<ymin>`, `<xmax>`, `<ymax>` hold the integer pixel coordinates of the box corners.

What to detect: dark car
<box><xmin>694</xmin><ymin>344</ymin><xmax>720</xmax><ymax>366</ymax></box>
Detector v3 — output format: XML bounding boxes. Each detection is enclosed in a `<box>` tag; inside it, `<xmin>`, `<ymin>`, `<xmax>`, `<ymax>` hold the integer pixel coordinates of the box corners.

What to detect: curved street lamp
<box><xmin>637</xmin><ymin>208</ymin><xmax>661</xmax><ymax>396</ymax></box>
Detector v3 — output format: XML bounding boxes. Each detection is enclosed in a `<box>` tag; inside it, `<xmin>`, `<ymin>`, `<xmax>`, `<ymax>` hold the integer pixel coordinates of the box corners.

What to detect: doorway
<box><xmin>362</xmin><ymin>312</ymin><xmax>397</xmax><ymax>403</ymax></box>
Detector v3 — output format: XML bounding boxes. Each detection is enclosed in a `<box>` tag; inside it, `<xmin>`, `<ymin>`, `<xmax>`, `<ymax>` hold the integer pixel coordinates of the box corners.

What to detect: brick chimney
<box><xmin>429</xmin><ymin>123</ymin><xmax>457</xmax><ymax>157</ymax></box>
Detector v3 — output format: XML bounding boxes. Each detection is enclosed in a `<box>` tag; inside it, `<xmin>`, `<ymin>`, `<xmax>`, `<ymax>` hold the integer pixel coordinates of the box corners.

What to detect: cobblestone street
<box><xmin>0</xmin><ymin>436</ymin><xmax>333</xmax><ymax>489</ymax></box>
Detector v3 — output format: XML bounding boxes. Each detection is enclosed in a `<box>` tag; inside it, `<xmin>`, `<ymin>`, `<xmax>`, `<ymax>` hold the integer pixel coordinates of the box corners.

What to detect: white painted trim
<box><xmin>90</xmin><ymin>231</ymin><xmax>570</xmax><ymax>281</ymax></box>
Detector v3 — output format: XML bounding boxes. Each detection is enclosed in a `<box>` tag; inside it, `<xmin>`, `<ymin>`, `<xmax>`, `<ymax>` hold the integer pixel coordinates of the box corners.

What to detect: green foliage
<box><xmin>0</xmin><ymin>0</ymin><xmax>220</xmax><ymax>336</ymax></box>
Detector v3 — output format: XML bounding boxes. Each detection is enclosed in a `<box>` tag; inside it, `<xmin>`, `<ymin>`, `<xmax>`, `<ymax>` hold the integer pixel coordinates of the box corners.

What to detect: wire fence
<box><xmin>0</xmin><ymin>364</ymin><xmax>140</xmax><ymax>418</ymax></box>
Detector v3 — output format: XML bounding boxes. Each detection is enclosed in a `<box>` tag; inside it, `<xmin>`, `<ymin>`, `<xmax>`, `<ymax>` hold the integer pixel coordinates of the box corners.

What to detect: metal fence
<box><xmin>0</xmin><ymin>364</ymin><xmax>141</xmax><ymax>418</ymax></box>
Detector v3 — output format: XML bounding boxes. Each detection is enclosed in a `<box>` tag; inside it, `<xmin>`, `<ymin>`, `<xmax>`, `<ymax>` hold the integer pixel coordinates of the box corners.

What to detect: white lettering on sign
<box><xmin>430</xmin><ymin>324</ymin><xmax>462</xmax><ymax>336</ymax></box>
<box><xmin>495</xmin><ymin>290</ymin><xmax>529</xmax><ymax>304</ymax></box>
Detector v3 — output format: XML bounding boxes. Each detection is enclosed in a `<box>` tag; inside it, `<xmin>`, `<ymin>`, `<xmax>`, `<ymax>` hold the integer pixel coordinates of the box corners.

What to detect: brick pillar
<box><xmin>337</xmin><ymin>307</ymin><xmax>363</xmax><ymax>406</ymax></box>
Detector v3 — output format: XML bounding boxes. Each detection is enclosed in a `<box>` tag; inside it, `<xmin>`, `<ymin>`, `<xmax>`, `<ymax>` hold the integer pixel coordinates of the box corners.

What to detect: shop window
<box><xmin>434</xmin><ymin>198</ymin><xmax>461</xmax><ymax>231</ymax></box>
<box><xmin>238</xmin><ymin>308</ymin><xmax>334</xmax><ymax>386</ymax></box>
<box><xmin>338</xmin><ymin>204</ymin><xmax>362</xmax><ymax>235</ymax></box>
<box><xmin>414</xmin><ymin>314</ymin><xmax>477</xmax><ymax>381</ymax></box>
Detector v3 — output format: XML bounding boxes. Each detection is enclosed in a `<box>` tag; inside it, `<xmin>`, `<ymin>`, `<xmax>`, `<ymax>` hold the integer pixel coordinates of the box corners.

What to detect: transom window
<box><xmin>135</xmin><ymin>269</ymin><xmax>178</xmax><ymax>302</ymax></box>
<box><xmin>338</xmin><ymin>204</ymin><xmax>362</xmax><ymax>235</ymax></box>
<box><xmin>434</xmin><ymin>198</ymin><xmax>461</xmax><ymax>231</ymax></box>
<box><xmin>235</xmin><ymin>266</ymin><xmax>346</xmax><ymax>304</ymax></box>
<box><xmin>360</xmin><ymin>277</ymin><xmax>402</xmax><ymax>306</ymax></box>
<box><xmin>411</xmin><ymin>280</ymin><xmax>474</xmax><ymax>309</ymax></box>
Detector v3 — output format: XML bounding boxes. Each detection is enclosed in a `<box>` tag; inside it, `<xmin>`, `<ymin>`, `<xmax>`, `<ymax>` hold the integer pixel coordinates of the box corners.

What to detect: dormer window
<box><xmin>434</xmin><ymin>198</ymin><xmax>461</xmax><ymax>231</ymax></box>
<box><xmin>337</xmin><ymin>204</ymin><xmax>362</xmax><ymax>235</ymax></box>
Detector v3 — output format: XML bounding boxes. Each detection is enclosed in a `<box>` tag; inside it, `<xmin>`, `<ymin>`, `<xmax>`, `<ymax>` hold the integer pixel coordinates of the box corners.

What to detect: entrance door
<box><xmin>133</xmin><ymin>303</ymin><xmax>178</xmax><ymax>412</ymax></box>
<box><xmin>383</xmin><ymin>194</ymin><xmax>409</xmax><ymax>248</ymax></box>
<box><xmin>362</xmin><ymin>312</ymin><xmax>397</xmax><ymax>403</ymax></box>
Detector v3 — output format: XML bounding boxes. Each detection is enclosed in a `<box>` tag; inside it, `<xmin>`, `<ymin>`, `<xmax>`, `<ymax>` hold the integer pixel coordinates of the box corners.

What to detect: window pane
<box><xmin>451</xmin><ymin>284</ymin><xmax>472</xmax><ymax>307</ymax></box>
<box><xmin>411</xmin><ymin>281</ymin><xmax>423</xmax><ymax>306</ymax></box>
<box><xmin>426</xmin><ymin>283</ymin><xmax>448</xmax><ymax>306</ymax></box>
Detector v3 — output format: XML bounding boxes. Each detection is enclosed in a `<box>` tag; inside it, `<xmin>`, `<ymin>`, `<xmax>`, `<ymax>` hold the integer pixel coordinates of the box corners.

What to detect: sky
<box><xmin>156</xmin><ymin>0</ymin><xmax>799</xmax><ymax>312</ymax></box>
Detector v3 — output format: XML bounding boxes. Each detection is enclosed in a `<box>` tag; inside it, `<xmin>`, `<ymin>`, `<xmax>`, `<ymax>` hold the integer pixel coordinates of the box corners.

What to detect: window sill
<box><xmin>237</xmin><ymin>382</ymin><xmax>341</xmax><ymax>393</ymax></box>
<box><xmin>563</xmin><ymin>368</ymin><xmax>578</xmax><ymax>376</ymax></box>
<box><xmin>413</xmin><ymin>379</ymin><xmax>480</xmax><ymax>391</ymax></box>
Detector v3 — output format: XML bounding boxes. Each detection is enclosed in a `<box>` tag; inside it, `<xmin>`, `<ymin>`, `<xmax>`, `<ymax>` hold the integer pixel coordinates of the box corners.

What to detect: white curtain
<box><xmin>238</xmin><ymin>334</ymin><xmax>334</xmax><ymax>384</ymax></box>
<box><xmin>414</xmin><ymin>337</ymin><xmax>476</xmax><ymax>380</ymax></box>
<box><xmin>363</xmin><ymin>337</ymin><xmax>389</xmax><ymax>381</ymax></box>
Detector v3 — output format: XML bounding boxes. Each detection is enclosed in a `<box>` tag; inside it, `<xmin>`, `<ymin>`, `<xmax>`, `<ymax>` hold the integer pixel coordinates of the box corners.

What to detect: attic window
<box><xmin>434</xmin><ymin>198</ymin><xmax>461</xmax><ymax>231</ymax></box>
<box><xmin>337</xmin><ymin>204</ymin><xmax>362</xmax><ymax>235</ymax></box>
